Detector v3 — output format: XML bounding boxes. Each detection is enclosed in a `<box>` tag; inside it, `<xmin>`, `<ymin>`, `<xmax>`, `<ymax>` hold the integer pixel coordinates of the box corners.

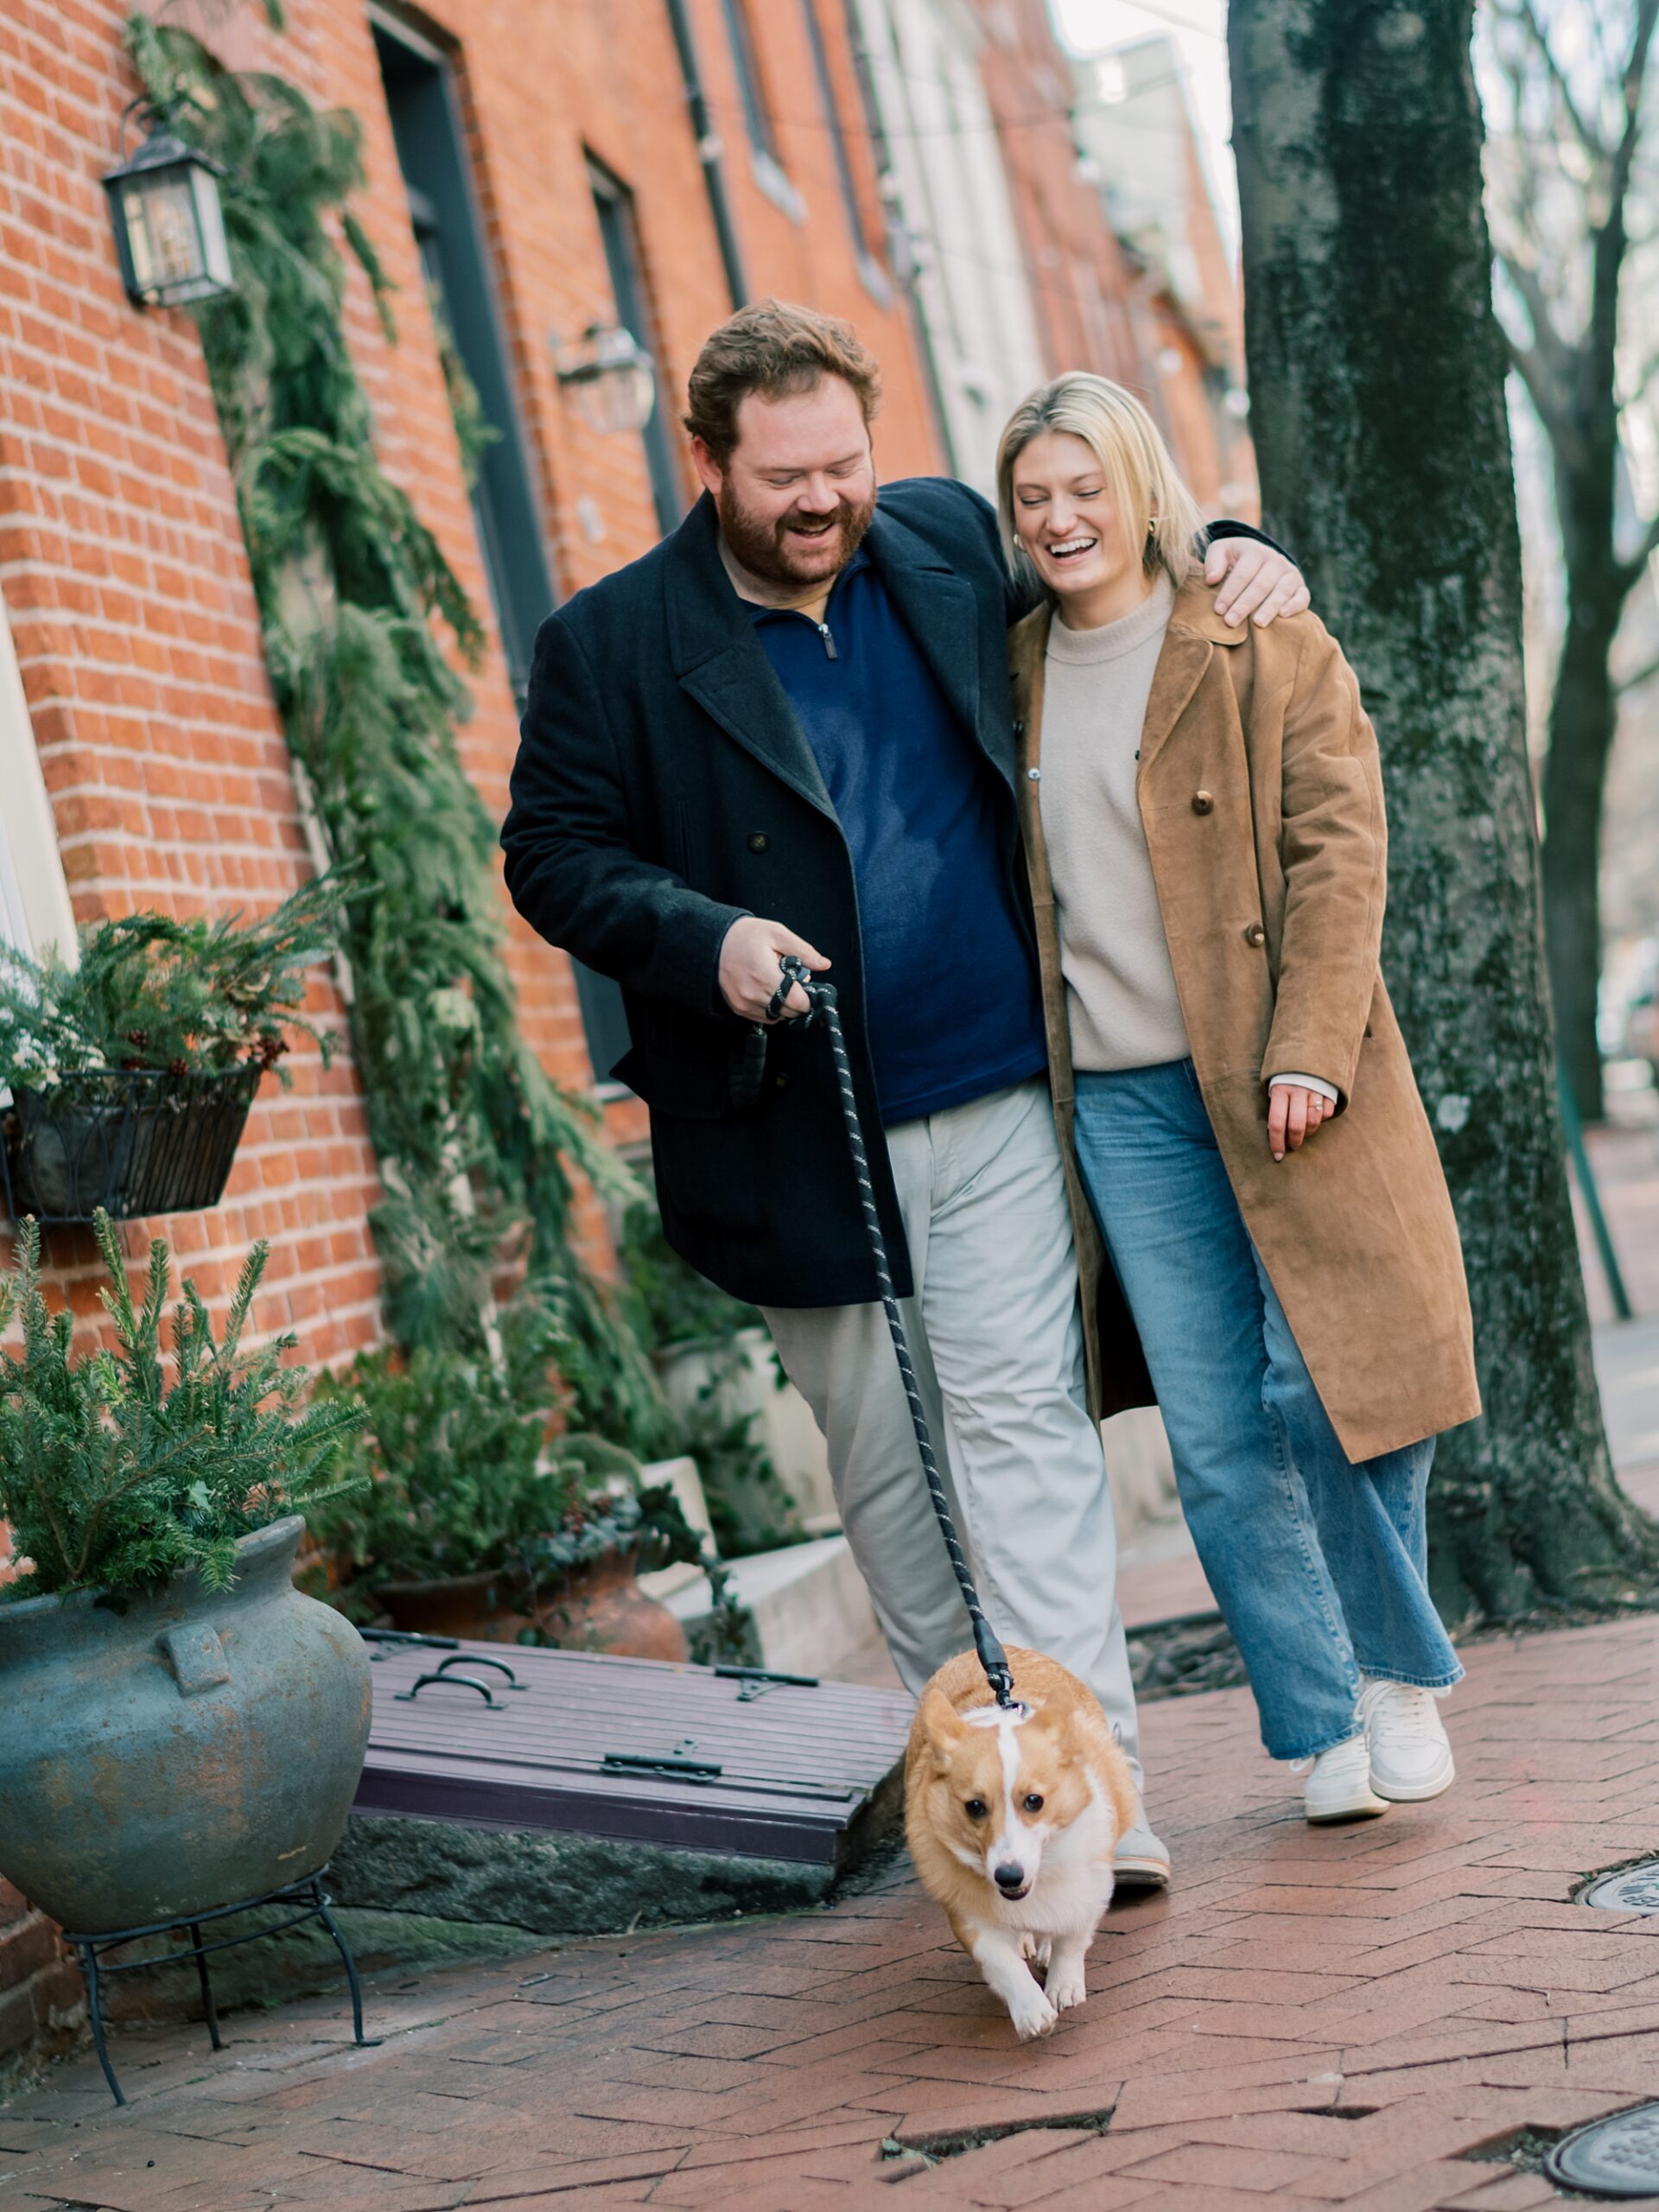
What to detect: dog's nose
<box><xmin>994</xmin><ymin>1862</ymin><xmax>1026</xmax><ymax>1892</ymax></box>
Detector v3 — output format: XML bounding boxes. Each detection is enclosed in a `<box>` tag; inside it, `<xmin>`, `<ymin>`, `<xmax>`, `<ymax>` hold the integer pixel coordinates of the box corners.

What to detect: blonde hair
<box><xmin>995</xmin><ymin>373</ymin><xmax>1205</xmax><ymax>600</ymax></box>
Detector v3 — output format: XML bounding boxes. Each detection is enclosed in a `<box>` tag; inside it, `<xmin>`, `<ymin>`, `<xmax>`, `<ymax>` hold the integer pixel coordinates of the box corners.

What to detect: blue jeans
<box><xmin>1072</xmin><ymin>1059</ymin><xmax>1462</xmax><ymax>1760</ymax></box>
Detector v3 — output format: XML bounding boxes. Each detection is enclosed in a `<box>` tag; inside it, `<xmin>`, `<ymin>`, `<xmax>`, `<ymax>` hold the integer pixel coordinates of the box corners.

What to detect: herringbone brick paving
<box><xmin>4</xmin><ymin>1616</ymin><xmax>1659</xmax><ymax>2209</ymax></box>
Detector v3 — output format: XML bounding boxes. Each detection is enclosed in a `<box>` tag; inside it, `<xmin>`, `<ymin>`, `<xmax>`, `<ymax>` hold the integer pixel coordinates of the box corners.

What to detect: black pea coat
<box><xmin>502</xmin><ymin>480</ymin><xmax>1259</xmax><ymax>1315</ymax></box>
<box><xmin>503</xmin><ymin>479</ymin><xmax>1022</xmax><ymax>1307</ymax></box>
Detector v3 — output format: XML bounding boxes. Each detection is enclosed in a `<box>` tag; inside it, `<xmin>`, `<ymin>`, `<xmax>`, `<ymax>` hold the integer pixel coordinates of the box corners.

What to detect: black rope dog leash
<box><xmin>769</xmin><ymin>954</ymin><xmax>1017</xmax><ymax>1709</ymax></box>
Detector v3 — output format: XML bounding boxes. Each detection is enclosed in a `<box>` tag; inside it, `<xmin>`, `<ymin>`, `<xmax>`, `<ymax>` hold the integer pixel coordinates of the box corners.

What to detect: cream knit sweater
<box><xmin>1039</xmin><ymin>576</ymin><xmax>1189</xmax><ymax>1073</ymax></box>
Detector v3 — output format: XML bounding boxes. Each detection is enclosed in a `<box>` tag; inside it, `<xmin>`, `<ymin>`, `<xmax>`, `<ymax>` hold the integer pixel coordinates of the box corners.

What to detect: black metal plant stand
<box><xmin>62</xmin><ymin>1869</ymin><xmax>377</xmax><ymax>2107</ymax></box>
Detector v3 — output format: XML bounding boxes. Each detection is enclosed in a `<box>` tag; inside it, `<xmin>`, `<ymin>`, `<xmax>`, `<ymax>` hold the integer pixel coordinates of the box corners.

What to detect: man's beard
<box><xmin>716</xmin><ymin>481</ymin><xmax>875</xmax><ymax>591</ymax></box>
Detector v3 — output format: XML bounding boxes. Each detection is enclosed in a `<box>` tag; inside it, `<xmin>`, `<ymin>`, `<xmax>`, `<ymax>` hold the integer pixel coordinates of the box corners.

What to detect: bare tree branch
<box><xmin>1491</xmin><ymin>0</ymin><xmax>1610</xmax><ymax>156</ymax></box>
<box><xmin>1592</xmin><ymin>0</ymin><xmax>1659</xmax><ymax>389</ymax></box>
<box><xmin>1493</xmin><ymin>247</ymin><xmax>1577</xmax><ymax>428</ymax></box>
<box><xmin>1614</xmin><ymin>645</ymin><xmax>1659</xmax><ymax>696</ymax></box>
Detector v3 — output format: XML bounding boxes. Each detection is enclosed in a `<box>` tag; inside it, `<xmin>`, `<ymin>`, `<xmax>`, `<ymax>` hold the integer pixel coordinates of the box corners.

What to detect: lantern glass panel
<box><xmin>188</xmin><ymin>162</ymin><xmax>233</xmax><ymax>297</ymax></box>
<box><xmin>127</xmin><ymin>170</ymin><xmax>204</xmax><ymax>297</ymax></box>
<box><xmin>575</xmin><ymin>356</ymin><xmax>656</xmax><ymax>436</ymax></box>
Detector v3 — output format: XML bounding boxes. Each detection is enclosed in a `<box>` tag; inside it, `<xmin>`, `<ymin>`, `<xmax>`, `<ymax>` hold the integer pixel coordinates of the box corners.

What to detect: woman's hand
<box><xmin>1268</xmin><ymin>1084</ymin><xmax>1333</xmax><ymax>1161</ymax></box>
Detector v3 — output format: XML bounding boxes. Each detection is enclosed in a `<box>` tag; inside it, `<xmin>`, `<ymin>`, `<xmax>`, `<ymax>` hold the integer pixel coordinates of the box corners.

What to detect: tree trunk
<box><xmin>1541</xmin><ymin>589</ymin><xmax>1622</xmax><ymax>1126</ymax></box>
<box><xmin>1228</xmin><ymin>0</ymin><xmax>1656</xmax><ymax>1623</ymax></box>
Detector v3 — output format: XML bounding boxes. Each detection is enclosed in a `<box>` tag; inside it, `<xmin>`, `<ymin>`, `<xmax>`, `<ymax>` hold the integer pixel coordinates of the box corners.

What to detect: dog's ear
<box><xmin>1039</xmin><ymin>1702</ymin><xmax>1091</xmax><ymax>1765</ymax></box>
<box><xmin>919</xmin><ymin>1687</ymin><xmax>965</xmax><ymax>1764</ymax></box>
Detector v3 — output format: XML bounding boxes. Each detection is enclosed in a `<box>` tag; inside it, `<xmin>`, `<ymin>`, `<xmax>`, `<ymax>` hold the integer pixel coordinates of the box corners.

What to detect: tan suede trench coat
<box><xmin>1010</xmin><ymin>579</ymin><xmax>1480</xmax><ymax>1465</ymax></box>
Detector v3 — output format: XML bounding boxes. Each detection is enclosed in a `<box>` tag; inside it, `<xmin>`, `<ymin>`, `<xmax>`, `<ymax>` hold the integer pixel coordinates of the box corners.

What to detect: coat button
<box><xmin>1192</xmin><ymin>790</ymin><xmax>1214</xmax><ymax>815</ymax></box>
<box><xmin>1243</xmin><ymin>923</ymin><xmax>1266</xmax><ymax>948</ymax></box>
<box><xmin>747</xmin><ymin>832</ymin><xmax>770</xmax><ymax>853</ymax></box>
<box><xmin>772</xmin><ymin>1072</ymin><xmax>790</xmax><ymax>1092</ymax></box>
<box><xmin>1027</xmin><ymin>767</ymin><xmax>1042</xmax><ymax>782</ymax></box>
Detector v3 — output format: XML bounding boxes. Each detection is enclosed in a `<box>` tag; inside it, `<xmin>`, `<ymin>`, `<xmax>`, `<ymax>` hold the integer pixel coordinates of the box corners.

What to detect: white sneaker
<box><xmin>1302</xmin><ymin>1734</ymin><xmax>1389</xmax><ymax>1823</ymax></box>
<box><xmin>1360</xmin><ymin>1676</ymin><xmax>1454</xmax><ymax>1802</ymax></box>
<box><xmin>1114</xmin><ymin>1816</ymin><xmax>1172</xmax><ymax>1891</ymax></box>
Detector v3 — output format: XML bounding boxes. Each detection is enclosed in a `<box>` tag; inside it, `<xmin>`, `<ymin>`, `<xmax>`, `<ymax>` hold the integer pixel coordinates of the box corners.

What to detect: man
<box><xmin>504</xmin><ymin>302</ymin><xmax>1306</xmax><ymax>1885</ymax></box>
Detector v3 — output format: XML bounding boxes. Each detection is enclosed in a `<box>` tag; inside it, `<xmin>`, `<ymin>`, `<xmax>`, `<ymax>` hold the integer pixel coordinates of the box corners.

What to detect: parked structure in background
<box><xmin>1071</xmin><ymin>34</ymin><xmax>1256</xmax><ymax>515</ymax></box>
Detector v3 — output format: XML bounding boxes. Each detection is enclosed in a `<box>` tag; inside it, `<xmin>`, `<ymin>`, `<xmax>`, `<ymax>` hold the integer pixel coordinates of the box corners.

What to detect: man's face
<box><xmin>694</xmin><ymin>375</ymin><xmax>877</xmax><ymax>593</ymax></box>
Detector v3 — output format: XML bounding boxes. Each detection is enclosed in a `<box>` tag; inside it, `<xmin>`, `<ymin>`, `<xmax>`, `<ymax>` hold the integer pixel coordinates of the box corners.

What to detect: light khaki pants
<box><xmin>762</xmin><ymin>1077</ymin><xmax>1142</xmax><ymax>1794</ymax></box>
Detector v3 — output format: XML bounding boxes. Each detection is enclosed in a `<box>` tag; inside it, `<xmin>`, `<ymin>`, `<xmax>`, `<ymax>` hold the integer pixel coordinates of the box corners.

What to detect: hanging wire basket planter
<box><xmin>1</xmin><ymin>1065</ymin><xmax>262</xmax><ymax>1224</ymax></box>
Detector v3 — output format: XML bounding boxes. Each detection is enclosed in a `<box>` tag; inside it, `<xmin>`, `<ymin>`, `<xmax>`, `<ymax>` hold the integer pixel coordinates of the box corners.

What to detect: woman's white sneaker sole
<box><xmin>1306</xmin><ymin>1789</ymin><xmax>1389</xmax><ymax>1824</ymax></box>
<box><xmin>1303</xmin><ymin>1738</ymin><xmax>1390</xmax><ymax>1822</ymax></box>
<box><xmin>1371</xmin><ymin>1749</ymin><xmax>1455</xmax><ymax>1802</ymax></box>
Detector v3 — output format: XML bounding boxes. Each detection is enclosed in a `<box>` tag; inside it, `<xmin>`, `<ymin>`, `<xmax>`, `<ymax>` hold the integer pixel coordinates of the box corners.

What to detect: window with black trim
<box><xmin>373</xmin><ymin>10</ymin><xmax>631</xmax><ymax>1092</ymax></box>
<box><xmin>720</xmin><ymin>0</ymin><xmax>804</xmax><ymax>219</ymax></box>
<box><xmin>721</xmin><ymin>0</ymin><xmax>779</xmax><ymax>159</ymax></box>
<box><xmin>801</xmin><ymin>0</ymin><xmax>887</xmax><ymax>296</ymax></box>
<box><xmin>588</xmin><ymin>157</ymin><xmax>684</xmax><ymax>540</ymax></box>
<box><xmin>372</xmin><ymin>10</ymin><xmax>552</xmax><ymax>709</ymax></box>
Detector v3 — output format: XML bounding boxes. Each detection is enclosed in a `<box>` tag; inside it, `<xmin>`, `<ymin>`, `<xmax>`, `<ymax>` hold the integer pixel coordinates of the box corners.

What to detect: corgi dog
<box><xmin>905</xmin><ymin>1644</ymin><xmax>1140</xmax><ymax>2041</ymax></box>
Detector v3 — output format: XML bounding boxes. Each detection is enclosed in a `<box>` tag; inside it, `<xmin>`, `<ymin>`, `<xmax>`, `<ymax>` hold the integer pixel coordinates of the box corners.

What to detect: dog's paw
<box><xmin>1046</xmin><ymin>1964</ymin><xmax>1087</xmax><ymax>2014</ymax></box>
<box><xmin>1007</xmin><ymin>1986</ymin><xmax>1058</xmax><ymax>2041</ymax></box>
<box><xmin>1019</xmin><ymin>1935</ymin><xmax>1052</xmax><ymax>1970</ymax></box>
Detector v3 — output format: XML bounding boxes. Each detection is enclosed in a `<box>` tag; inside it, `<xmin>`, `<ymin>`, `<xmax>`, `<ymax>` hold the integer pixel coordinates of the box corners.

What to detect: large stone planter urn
<box><xmin>0</xmin><ymin>1516</ymin><xmax>371</xmax><ymax>1934</ymax></box>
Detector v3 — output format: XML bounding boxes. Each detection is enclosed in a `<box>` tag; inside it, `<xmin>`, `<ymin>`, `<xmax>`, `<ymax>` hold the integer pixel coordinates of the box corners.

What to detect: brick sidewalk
<box><xmin>7</xmin><ymin>1615</ymin><xmax>1659</xmax><ymax>2210</ymax></box>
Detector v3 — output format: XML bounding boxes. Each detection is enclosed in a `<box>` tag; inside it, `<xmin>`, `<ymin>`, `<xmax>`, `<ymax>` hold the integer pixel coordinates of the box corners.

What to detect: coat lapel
<box><xmin>866</xmin><ymin>507</ymin><xmax>1011</xmax><ymax>788</ymax></box>
<box><xmin>665</xmin><ymin>495</ymin><xmax>834</xmax><ymax>819</ymax></box>
<box><xmin>1136</xmin><ymin>576</ymin><xmax>1253</xmax><ymax>782</ymax></box>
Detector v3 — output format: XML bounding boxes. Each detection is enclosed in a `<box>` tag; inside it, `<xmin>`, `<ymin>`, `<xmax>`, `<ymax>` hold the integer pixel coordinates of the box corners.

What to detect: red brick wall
<box><xmin>0</xmin><ymin>0</ymin><xmax>385</xmax><ymax>1355</ymax></box>
<box><xmin>0</xmin><ymin>1883</ymin><xmax>79</xmax><ymax>2066</ymax></box>
<box><xmin>0</xmin><ymin>0</ymin><xmax>948</xmax><ymax>2032</ymax></box>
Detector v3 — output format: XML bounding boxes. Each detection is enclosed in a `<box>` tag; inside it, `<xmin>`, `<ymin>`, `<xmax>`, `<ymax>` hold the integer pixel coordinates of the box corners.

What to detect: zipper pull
<box><xmin>817</xmin><ymin>622</ymin><xmax>838</xmax><ymax>661</ymax></box>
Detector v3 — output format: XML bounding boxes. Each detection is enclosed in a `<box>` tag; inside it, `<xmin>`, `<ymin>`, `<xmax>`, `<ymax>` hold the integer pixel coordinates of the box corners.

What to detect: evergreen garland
<box><xmin>122</xmin><ymin>13</ymin><xmax>666</xmax><ymax>1445</ymax></box>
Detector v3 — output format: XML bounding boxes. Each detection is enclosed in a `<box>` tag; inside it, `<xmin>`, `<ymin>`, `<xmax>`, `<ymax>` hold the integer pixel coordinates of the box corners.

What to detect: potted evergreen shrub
<box><xmin>0</xmin><ymin>1214</ymin><xmax>370</xmax><ymax>1936</ymax></box>
<box><xmin>306</xmin><ymin>1303</ymin><xmax>753</xmax><ymax>1661</ymax></box>
<box><xmin>0</xmin><ymin>874</ymin><xmax>343</xmax><ymax>1223</ymax></box>
<box><xmin>618</xmin><ymin>1198</ymin><xmax>822</xmax><ymax>1548</ymax></box>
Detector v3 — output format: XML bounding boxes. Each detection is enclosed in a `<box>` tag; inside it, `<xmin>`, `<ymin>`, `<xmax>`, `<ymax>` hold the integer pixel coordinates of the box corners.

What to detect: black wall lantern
<box><xmin>102</xmin><ymin>124</ymin><xmax>234</xmax><ymax>309</ymax></box>
<box><xmin>551</xmin><ymin>322</ymin><xmax>657</xmax><ymax>435</ymax></box>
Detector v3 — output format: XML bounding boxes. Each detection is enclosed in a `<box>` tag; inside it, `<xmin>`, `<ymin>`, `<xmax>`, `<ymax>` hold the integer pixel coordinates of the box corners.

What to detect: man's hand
<box><xmin>1206</xmin><ymin>537</ymin><xmax>1311</xmax><ymax>629</ymax></box>
<box><xmin>1268</xmin><ymin>1084</ymin><xmax>1332</xmax><ymax>1162</ymax></box>
<box><xmin>719</xmin><ymin>916</ymin><xmax>830</xmax><ymax>1022</ymax></box>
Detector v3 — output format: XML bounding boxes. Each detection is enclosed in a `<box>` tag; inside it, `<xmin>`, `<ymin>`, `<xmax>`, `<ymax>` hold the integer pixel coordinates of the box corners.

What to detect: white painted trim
<box><xmin>0</xmin><ymin>586</ymin><xmax>77</xmax><ymax>963</ymax></box>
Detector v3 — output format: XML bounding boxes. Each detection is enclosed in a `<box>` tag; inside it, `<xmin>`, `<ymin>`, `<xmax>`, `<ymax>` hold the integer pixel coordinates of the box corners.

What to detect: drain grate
<box><xmin>1581</xmin><ymin>1860</ymin><xmax>1659</xmax><ymax>1912</ymax></box>
<box><xmin>1545</xmin><ymin>2104</ymin><xmax>1659</xmax><ymax>2196</ymax></box>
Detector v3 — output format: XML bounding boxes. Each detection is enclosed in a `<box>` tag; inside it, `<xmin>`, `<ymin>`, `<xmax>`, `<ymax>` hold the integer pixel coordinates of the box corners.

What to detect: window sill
<box><xmin>752</xmin><ymin>149</ymin><xmax>806</xmax><ymax>226</ymax></box>
<box><xmin>855</xmin><ymin>251</ymin><xmax>893</xmax><ymax>309</ymax></box>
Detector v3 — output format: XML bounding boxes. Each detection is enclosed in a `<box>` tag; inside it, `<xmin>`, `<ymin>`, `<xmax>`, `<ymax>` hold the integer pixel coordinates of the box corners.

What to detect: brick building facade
<box><xmin>0</xmin><ymin>0</ymin><xmax>1255</xmax><ymax>2066</ymax></box>
<box><xmin>974</xmin><ymin>0</ymin><xmax>1145</xmax><ymax>392</ymax></box>
<box><xmin>0</xmin><ymin>0</ymin><xmax>952</xmax><ymax>2063</ymax></box>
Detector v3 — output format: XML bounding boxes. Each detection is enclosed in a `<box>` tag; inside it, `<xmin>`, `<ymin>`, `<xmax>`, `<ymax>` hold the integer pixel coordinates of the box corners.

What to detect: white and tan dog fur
<box><xmin>904</xmin><ymin>1645</ymin><xmax>1140</xmax><ymax>2040</ymax></box>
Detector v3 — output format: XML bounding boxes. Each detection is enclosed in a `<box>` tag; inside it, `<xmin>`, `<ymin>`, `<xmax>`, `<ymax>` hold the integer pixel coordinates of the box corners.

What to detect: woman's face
<box><xmin>1009</xmin><ymin>430</ymin><xmax>1138</xmax><ymax>608</ymax></box>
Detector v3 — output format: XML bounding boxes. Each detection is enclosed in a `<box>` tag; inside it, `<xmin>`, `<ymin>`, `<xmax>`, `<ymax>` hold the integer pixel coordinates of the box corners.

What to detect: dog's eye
<box><xmin>963</xmin><ymin>1797</ymin><xmax>988</xmax><ymax>1821</ymax></box>
<box><xmin>1023</xmin><ymin>1793</ymin><xmax>1045</xmax><ymax>1814</ymax></box>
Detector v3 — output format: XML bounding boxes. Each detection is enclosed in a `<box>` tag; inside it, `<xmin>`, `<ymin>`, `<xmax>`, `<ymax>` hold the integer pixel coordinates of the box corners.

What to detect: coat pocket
<box><xmin>649</xmin><ymin>1103</ymin><xmax>766</xmax><ymax>1234</ymax></box>
<box><xmin>610</xmin><ymin>1045</ymin><xmax>727</xmax><ymax>1120</ymax></box>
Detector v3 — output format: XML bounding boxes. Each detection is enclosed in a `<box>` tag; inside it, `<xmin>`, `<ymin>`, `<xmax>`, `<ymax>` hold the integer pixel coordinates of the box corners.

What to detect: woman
<box><xmin>996</xmin><ymin>373</ymin><xmax>1479</xmax><ymax>1821</ymax></box>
